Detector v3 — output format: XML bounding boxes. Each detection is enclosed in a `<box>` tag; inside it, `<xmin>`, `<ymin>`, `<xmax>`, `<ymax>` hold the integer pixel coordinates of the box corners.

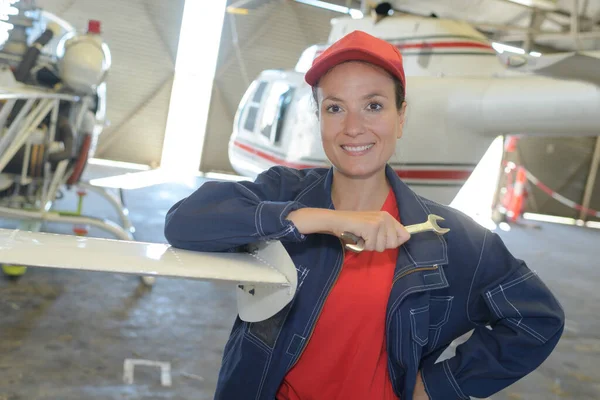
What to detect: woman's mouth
<box><xmin>341</xmin><ymin>143</ymin><xmax>374</xmax><ymax>155</ymax></box>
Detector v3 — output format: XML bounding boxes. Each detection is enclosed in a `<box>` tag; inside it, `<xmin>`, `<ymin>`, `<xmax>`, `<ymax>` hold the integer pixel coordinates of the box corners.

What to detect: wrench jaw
<box><xmin>428</xmin><ymin>214</ymin><xmax>451</xmax><ymax>235</ymax></box>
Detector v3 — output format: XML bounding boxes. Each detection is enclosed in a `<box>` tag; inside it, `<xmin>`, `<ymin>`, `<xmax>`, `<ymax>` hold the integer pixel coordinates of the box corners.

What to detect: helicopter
<box><xmin>227</xmin><ymin>2</ymin><xmax>600</xmax><ymax>206</ymax></box>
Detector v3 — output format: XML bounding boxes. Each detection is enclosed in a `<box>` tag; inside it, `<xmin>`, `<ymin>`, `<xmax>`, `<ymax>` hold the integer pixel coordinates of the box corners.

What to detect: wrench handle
<box><xmin>404</xmin><ymin>222</ymin><xmax>432</xmax><ymax>234</ymax></box>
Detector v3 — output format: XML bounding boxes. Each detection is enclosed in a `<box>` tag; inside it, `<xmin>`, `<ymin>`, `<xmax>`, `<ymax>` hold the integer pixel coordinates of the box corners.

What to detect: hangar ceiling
<box><xmin>346</xmin><ymin>0</ymin><xmax>600</xmax><ymax>52</ymax></box>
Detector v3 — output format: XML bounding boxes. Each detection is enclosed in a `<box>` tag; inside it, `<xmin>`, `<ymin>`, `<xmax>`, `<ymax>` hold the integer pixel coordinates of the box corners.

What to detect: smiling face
<box><xmin>315</xmin><ymin>61</ymin><xmax>407</xmax><ymax>180</ymax></box>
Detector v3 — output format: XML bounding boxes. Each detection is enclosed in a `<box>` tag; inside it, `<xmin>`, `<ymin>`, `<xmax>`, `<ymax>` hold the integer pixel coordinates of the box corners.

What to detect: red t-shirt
<box><xmin>276</xmin><ymin>188</ymin><xmax>400</xmax><ymax>400</ymax></box>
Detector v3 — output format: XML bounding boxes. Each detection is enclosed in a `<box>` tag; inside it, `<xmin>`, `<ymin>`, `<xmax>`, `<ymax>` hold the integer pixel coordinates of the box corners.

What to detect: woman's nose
<box><xmin>344</xmin><ymin>110</ymin><xmax>365</xmax><ymax>137</ymax></box>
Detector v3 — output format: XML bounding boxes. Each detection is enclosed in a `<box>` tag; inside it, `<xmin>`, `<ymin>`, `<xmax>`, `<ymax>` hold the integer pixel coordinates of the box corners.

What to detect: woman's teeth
<box><xmin>341</xmin><ymin>144</ymin><xmax>374</xmax><ymax>152</ymax></box>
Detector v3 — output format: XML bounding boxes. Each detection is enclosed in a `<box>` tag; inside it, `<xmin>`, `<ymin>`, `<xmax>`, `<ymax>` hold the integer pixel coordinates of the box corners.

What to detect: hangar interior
<box><xmin>0</xmin><ymin>0</ymin><xmax>599</xmax><ymax>399</ymax></box>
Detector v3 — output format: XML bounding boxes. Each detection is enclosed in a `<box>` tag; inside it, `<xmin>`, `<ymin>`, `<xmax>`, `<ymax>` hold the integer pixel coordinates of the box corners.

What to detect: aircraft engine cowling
<box><xmin>58</xmin><ymin>20</ymin><xmax>111</xmax><ymax>95</ymax></box>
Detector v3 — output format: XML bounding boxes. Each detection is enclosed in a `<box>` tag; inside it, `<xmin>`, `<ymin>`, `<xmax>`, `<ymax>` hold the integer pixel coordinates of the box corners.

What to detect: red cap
<box><xmin>88</xmin><ymin>20</ymin><xmax>101</xmax><ymax>34</ymax></box>
<box><xmin>305</xmin><ymin>30</ymin><xmax>406</xmax><ymax>94</ymax></box>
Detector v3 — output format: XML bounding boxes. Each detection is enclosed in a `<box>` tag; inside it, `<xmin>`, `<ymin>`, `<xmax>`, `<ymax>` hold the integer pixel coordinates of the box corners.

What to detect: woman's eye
<box><xmin>326</xmin><ymin>104</ymin><xmax>341</xmax><ymax>113</ymax></box>
<box><xmin>367</xmin><ymin>103</ymin><xmax>382</xmax><ymax>111</ymax></box>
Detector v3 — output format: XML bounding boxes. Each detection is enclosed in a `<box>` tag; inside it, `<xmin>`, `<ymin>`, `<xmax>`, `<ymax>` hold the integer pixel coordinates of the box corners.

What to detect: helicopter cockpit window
<box><xmin>259</xmin><ymin>81</ymin><xmax>295</xmax><ymax>145</ymax></box>
<box><xmin>243</xmin><ymin>81</ymin><xmax>268</xmax><ymax>132</ymax></box>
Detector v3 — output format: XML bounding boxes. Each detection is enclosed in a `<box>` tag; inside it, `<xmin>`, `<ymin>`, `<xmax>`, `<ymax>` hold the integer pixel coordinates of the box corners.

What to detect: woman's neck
<box><xmin>331</xmin><ymin>168</ymin><xmax>391</xmax><ymax>211</ymax></box>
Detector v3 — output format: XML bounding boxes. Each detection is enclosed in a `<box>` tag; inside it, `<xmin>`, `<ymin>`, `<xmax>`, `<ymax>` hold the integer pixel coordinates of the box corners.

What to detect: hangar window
<box><xmin>259</xmin><ymin>82</ymin><xmax>295</xmax><ymax>145</ymax></box>
<box><xmin>243</xmin><ymin>81</ymin><xmax>268</xmax><ymax>132</ymax></box>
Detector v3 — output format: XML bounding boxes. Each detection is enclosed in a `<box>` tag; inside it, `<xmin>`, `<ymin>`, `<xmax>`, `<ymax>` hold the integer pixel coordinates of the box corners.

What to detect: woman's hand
<box><xmin>286</xmin><ymin>208</ymin><xmax>410</xmax><ymax>252</ymax></box>
<box><xmin>334</xmin><ymin>210</ymin><xmax>410</xmax><ymax>252</ymax></box>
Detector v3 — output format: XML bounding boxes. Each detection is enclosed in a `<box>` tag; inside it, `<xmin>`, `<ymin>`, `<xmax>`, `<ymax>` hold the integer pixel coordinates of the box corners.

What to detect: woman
<box><xmin>164</xmin><ymin>30</ymin><xmax>565</xmax><ymax>400</ymax></box>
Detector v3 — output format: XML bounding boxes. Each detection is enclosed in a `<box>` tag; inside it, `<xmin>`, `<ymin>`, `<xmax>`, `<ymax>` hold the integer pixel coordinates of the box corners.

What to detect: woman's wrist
<box><xmin>286</xmin><ymin>208</ymin><xmax>341</xmax><ymax>236</ymax></box>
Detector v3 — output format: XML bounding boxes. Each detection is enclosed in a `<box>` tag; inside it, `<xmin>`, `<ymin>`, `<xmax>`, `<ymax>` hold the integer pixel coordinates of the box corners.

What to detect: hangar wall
<box><xmin>38</xmin><ymin>0</ymin><xmax>185</xmax><ymax>166</ymax></box>
<box><xmin>515</xmin><ymin>137</ymin><xmax>600</xmax><ymax>223</ymax></box>
<box><xmin>200</xmin><ymin>0</ymin><xmax>339</xmax><ymax>174</ymax></box>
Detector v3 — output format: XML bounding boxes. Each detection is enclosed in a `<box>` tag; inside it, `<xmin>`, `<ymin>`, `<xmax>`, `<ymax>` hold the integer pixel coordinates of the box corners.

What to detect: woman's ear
<box><xmin>398</xmin><ymin>101</ymin><xmax>407</xmax><ymax>121</ymax></box>
<box><xmin>397</xmin><ymin>101</ymin><xmax>407</xmax><ymax>139</ymax></box>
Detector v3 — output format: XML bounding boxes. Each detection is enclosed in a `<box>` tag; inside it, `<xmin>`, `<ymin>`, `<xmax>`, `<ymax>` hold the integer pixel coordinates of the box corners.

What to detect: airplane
<box><xmin>0</xmin><ymin>1</ymin><xmax>300</xmax><ymax>324</ymax></box>
<box><xmin>0</xmin><ymin>1</ymin><xmax>145</xmax><ymax>280</ymax></box>
<box><xmin>0</xmin><ymin>2</ymin><xmax>308</xmax><ymax>328</ymax></box>
<box><xmin>0</xmin><ymin>227</ymin><xmax>298</xmax><ymax>323</ymax></box>
<box><xmin>227</xmin><ymin>1</ymin><xmax>600</xmax><ymax>206</ymax></box>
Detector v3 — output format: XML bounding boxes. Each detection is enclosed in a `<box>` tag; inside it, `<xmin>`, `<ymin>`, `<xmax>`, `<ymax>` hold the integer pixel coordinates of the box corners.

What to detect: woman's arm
<box><xmin>420</xmin><ymin>231</ymin><xmax>565</xmax><ymax>400</ymax></box>
<box><xmin>287</xmin><ymin>208</ymin><xmax>411</xmax><ymax>252</ymax></box>
<box><xmin>164</xmin><ymin>165</ymin><xmax>411</xmax><ymax>253</ymax></box>
<box><xmin>164</xmin><ymin>167</ymin><xmax>317</xmax><ymax>252</ymax></box>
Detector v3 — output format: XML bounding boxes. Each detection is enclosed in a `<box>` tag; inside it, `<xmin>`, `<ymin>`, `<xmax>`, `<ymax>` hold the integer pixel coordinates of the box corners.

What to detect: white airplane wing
<box><xmin>0</xmin><ymin>228</ymin><xmax>297</xmax><ymax>323</ymax></box>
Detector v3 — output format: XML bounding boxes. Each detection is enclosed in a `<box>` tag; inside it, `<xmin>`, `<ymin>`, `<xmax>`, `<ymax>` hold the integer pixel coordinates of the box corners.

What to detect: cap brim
<box><xmin>305</xmin><ymin>47</ymin><xmax>400</xmax><ymax>86</ymax></box>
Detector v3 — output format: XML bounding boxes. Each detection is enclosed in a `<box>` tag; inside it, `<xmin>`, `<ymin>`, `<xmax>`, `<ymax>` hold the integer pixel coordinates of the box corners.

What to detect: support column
<box><xmin>571</xmin><ymin>0</ymin><xmax>581</xmax><ymax>50</ymax></box>
<box><xmin>579</xmin><ymin>136</ymin><xmax>600</xmax><ymax>221</ymax></box>
<box><xmin>161</xmin><ymin>0</ymin><xmax>228</xmax><ymax>173</ymax></box>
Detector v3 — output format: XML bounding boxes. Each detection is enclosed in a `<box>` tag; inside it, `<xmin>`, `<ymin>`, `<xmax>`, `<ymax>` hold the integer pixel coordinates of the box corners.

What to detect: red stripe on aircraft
<box><xmin>234</xmin><ymin>141</ymin><xmax>317</xmax><ymax>169</ymax></box>
<box><xmin>233</xmin><ymin>140</ymin><xmax>472</xmax><ymax>181</ymax></box>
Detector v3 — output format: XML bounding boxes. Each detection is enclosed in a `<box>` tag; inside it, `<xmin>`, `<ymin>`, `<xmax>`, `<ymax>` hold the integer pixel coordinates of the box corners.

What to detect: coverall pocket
<box><xmin>410</xmin><ymin>296</ymin><xmax>454</xmax><ymax>349</ymax></box>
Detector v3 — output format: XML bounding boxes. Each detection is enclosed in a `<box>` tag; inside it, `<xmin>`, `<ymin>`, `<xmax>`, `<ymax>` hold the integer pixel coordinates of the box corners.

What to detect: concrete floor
<box><xmin>1</xmin><ymin>164</ymin><xmax>599</xmax><ymax>399</ymax></box>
